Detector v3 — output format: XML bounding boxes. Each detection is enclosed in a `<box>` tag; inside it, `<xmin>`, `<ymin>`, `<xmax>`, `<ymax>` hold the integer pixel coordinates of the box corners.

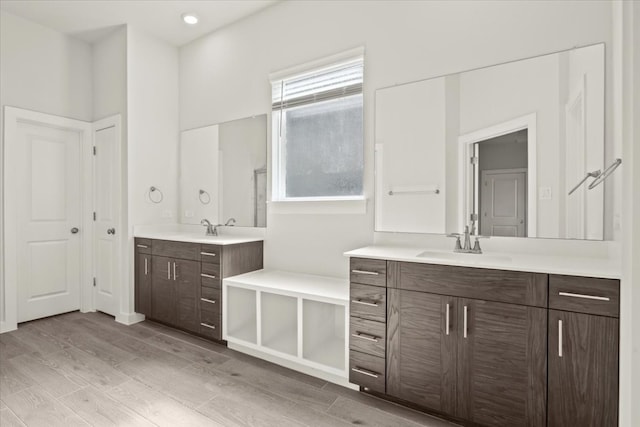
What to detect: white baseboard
<box><xmin>0</xmin><ymin>320</ymin><xmax>17</xmax><ymax>334</ymax></box>
<box><xmin>115</xmin><ymin>312</ymin><xmax>145</xmax><ymax>325</ymax></box>
<box><xmin>227</xmin><ymin>342</ymin><xmax>358</xmax><ymax>390</ymax></box>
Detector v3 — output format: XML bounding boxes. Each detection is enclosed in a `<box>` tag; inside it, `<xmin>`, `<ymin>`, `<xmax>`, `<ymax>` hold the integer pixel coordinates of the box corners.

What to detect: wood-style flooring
<box><xmin>0</xmin><ymin>311</ymin><xmax>457</xmax><ymax>427</ymax></box>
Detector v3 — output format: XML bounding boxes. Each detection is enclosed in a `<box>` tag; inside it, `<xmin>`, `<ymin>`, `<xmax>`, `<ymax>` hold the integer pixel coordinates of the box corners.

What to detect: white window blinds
<box><xmin>272</xmin><ymin>58</ymin><xmax>364</xmax><ymax>110</ymax></box>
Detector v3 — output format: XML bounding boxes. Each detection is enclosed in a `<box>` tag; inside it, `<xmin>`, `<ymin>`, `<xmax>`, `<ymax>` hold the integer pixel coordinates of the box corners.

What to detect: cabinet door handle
<box><xmin>144</xmin><ymin>258</ymin><xmax>148</xmax><ymax>275</ymax></box>
<box><xmin>200</xmin><ymin>322</ymin><xmax>216</xmax><ymax>330</ymax></box>
<box><xmin>351</xmin><ymin>299</ymin><xmax>379</xmax><ymax>307</ymax></box>
<box><xmin>201</xmin><ymin>298</ymin><xmax>216</xmax><ymax>304</ymax></box>
<box><xmin>173</xmin><ymin>262</ymin><xmax>177</xmax><ymax>281</ymax></box>
<box><xmin>351</xmin><ymin>269</ymin><xmax>379</xmax><ymax>276</ymax></box>
<box><xmin>167</xmin><ymin>262</ymin><xmax>171</xmax><ymax>280</ymax></box>
<box><xmin>463</xmin><ymin>305</ymin><xmax>468</xmax><ymax>339</ymax></box>
<box><xmin>201</xmin><ymin>273</ymin><xmax>217</xmax><ymax>279</ymax></box>
<box><xmin>558</xmin><ymin>320</ymin><xmax>563</xmax><ymax>357</ymax></box>
<box><xmin>136</xmin><ymin>244</ymin><xmax>148</xmax><ymax>248</ymax></box>
<box><xmin>201</xmin><ymin>252</ymin><xmax>217</xmax><ymax>257</ymax></box>
<box><xmin>445</xmin><ymin>303</ymin><xmax>450</xmax><ymax>336</ymax></box>
<box><xmin>351</xmin><ymin>367</ymin><xmax>379</xmax><ymax>378</ymax></box>
<box><xmin>558</xmin><ymin>291</ymin><xmax>610</xmax><ymax>301</ymax></box>
<box><xmin>351</xmin><ymin>332</ymin><xmax>379</xmax><ymax>342</ymax></box>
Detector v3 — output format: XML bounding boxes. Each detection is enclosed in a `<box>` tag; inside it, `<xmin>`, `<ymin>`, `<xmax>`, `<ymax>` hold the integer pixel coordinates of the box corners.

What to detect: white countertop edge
<box><xmin>134</xmin><ymin>230</ymin><xmax>263</xmax><ymax>246</ymax></box>
<box><xmin>344</xmin><ymin>246</ymin><xmax>621</xmax><ymax>280</ymax></box>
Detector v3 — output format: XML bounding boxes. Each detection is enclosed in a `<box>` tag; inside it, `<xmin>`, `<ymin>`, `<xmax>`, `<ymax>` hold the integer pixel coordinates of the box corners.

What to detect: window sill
<box><xmin>268</xmin><ymin>197</ymin><xmax>368</xmax><ymax>215</ymax></box>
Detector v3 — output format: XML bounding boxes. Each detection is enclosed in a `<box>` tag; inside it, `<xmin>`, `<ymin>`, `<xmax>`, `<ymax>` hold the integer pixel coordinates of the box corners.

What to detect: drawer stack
<box><xmin>349</xmin><ymin>258</ymin><xmax>387</xmax><ymax>393</ymax></box>
<box><xmin>199</xmin><ymin>243</ymin><xmax>222</xmax><ymax>340</ymax></box>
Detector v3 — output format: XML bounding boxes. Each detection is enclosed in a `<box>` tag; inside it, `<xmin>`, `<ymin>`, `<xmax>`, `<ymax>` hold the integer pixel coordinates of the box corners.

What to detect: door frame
<box><xmin>479</xmin><ymin>168</ymin><xmax>528</xmax><ymax>237</ymax></box>
<box><xmin>458</xmin><ymin>113</ymin><xmax>537</xmax><ymax>237</ymax></box>
<box><xmin>2</xmin><ymin>106</ymin><xmax>93</xmax><ymax>332</ymax></box>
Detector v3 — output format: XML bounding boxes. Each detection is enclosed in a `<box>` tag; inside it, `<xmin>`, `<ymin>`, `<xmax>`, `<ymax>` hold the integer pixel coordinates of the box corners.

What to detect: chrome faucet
<box><xmin>200</xmin><ymin>219</ymin><xmax>220</xmax><ymax>236</ymax></box>
<box><xmin>447</xmin><ymin>225</ymin><xmax>488</xmax><ymax>254</ymax></box>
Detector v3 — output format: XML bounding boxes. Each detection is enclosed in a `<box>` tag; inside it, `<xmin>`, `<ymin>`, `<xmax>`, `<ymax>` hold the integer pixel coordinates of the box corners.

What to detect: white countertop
<box><xmin>223</xmin><ymin>270</ymin><xmax>349</xmax><ymax>303</ymax></box>
<box><xmin>344</xmin><ymin>245</ymin><xmax>621</xmax><ymax>279</ymax></box>
<box><xmin>134</xmin><ymin>230</ymin><xmax>263</xmax><ymax>246</ymax></box>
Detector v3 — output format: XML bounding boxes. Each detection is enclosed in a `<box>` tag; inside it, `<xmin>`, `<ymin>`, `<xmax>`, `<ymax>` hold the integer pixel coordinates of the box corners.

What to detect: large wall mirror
<box><xmin>180</xmin><ymin>115</ymin><xmax>267</xmax><ymax>227</ymax></box>
<box><xmin>375</xmin><ymin>43</ymin><xmax>607</xmax><ymax>240</ymax></box>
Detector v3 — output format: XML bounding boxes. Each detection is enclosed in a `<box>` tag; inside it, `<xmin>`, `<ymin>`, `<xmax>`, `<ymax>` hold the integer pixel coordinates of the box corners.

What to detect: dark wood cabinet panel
<box><xmin>386</xmin><ymin>289</ymin><xmax>456</xmax><ymax>414</ymax></box>
<box><xmin>350</xmin><ymin>350</ymin><xmax>386</xmax><ymax>393</ymax></box>
<box><xmin>134</xmin><ymin>252</ymin><xmax>152</xmax><ymax>316</ymax></box>
<box><xmin>549</xmin><ymin>275</ymin><xmax>619</xmax><ymax>317</ymax></box>
<box><xmin>175</xmin><ymin>259</ymin><xmax>200</xmax><ymax>333</ymax></box>
<box><xmin>548</xmin><ymin>310</ymin><xmax>619</xmax><ymax>427</ymax></box>
<box><xmin>220</xmin><ymin>241</ymin><xmax>263</xmax><ymax>277</ymax></box>
<box><xmin>152</xmin><ymin>240</ymin><xmax>200</xmax><ymax>261</ymax></box>
<box><xmin>395</xmin><ymin>262</ymin><xmax>548</xmax><ymax>307</ymax></box>
<box><xmin>456</xmin><ymin>299</ymin><xmax>546</xmax><ymax>427</ymax></box>
<box><xmin>350</xmin><ymin>258</ymin><xmax>387</xmax><ymax>287</ymax></box>
<box><xmin>151</xmin><ymin>256</ymin><xmax>177</xmax><ymax>325</ymax></box>
<box><xmin>350</xmin><ymin>283</ymin><xmax>386</xmax><ymax>322</ymax></box>
<box><xmin>134</xmin><ymin>238</ymin><xmax>152</xmax><ymax>254</ymax></box>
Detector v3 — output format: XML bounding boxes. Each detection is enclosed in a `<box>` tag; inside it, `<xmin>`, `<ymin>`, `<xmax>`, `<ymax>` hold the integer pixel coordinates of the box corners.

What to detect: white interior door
<box><xmin>16</xmin><ymin>121</ymin><xmax>82</xmax><ymax>322</ymax></box>
<box><xmin>93</xmin><ymin>118</ymin><xmax>121</xmax><ymax>316</ymax></box>
<box><xmin>480</xmin><ymin>170</ymin><xmax>527</xmax><ymax>237</ymax></box>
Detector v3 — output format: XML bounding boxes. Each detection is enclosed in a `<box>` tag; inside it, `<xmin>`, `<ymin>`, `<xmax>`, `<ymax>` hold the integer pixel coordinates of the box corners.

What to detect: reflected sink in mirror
<box><xmin>416</xmin><ymin>250</ymin><xmax>512</xmax><ymax>264</ymax></box>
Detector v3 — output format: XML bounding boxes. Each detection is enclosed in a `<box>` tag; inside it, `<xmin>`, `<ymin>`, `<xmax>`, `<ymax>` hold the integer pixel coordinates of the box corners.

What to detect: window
<box><xmin>272</xmin><ymin>55</ymin><xmax>364</xmax><ymax>201</ymax></box>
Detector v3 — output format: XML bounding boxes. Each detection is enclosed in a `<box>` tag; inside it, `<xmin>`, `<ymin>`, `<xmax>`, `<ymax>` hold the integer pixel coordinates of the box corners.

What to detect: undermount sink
<box><xmin>416</xmin><ymin>250</ymin><xmax>512</xmax><ymax>264</ymax></box>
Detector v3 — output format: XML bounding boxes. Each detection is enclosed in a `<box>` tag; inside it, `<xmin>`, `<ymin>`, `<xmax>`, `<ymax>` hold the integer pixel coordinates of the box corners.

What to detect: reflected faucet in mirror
<box><xmin>225</xmin><ymin>218</ymin><xmax>236</xmax><ymax>226</ymax></box>
<box><xmin>447</xmin><ymin>225</ymin><xmax>489</xmax><ymax>254</ymax></box>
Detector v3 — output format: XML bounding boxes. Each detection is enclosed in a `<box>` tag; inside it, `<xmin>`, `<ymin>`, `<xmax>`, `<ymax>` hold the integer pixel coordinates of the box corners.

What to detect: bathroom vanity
<box><xmin>134</xmin><ymin>233</ymin><xmax>263</xmax><ymax>341</ymax></box>
<box><xmin>345</xmin><ymin>247</ymin><xmax>620</xmax><ymax>427</ymax></box>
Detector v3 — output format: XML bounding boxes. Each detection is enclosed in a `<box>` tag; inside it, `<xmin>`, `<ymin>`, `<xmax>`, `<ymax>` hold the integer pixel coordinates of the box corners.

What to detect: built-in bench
<box><xmin>222</xmin><ymin>269</ymin><xmax>353</xmax><ymax>387</ymax></box>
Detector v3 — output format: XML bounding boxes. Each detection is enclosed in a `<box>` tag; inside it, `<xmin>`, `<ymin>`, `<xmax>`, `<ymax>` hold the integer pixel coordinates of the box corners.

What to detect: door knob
<box><xmin>107</xmin><ymin>228</ymin><xmax>116</xmax><ymax>235</ymax></box>
<box><xmin>70</xmin><ymin>227</ymin><xmax>79</xmax><ymax>234</ymax></box>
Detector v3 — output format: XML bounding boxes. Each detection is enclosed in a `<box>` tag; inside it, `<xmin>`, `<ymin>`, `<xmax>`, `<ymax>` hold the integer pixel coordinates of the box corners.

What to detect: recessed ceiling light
<box><xmin>182</xmin><ymin>13</ymin><xmax>199</xmax><ymax>25</ymax></box>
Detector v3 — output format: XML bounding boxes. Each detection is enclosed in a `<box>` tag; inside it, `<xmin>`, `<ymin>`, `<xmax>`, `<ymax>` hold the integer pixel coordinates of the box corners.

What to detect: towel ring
<box><xmin>588</xmin><ymin>158</ymin><xmax>622</xmax><ymax>190</ymax></box>
<box><xmin>199</xmin><ymin>189</ymin><xmax>211</xmax><ymax>205</ymax></box>
<box><xmin>148</xmin><ymin>186</ymin><xmax>163</xmax><ymax>204</ymax></box>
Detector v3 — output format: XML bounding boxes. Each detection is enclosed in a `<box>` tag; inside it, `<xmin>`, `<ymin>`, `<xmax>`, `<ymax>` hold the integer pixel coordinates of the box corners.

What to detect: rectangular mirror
<box><xmin>375</xmin><ymin>43</ymin><xmax>606</xmax><ymax>240</ymax></box>
<box><xmin>180</xmin><ymin>114</ymin><xmax>267</xmax><ymax>227</ymax></box>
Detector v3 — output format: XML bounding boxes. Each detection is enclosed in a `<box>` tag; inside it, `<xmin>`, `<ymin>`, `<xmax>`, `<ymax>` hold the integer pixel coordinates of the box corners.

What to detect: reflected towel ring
<box><xmin>588</xmin><ymin>158</ymin><xmax>622</xmax><ymax>190</ymax></box>
<box><xmin>199</xmin><ymin>189</ymin><xmax>211</xmax><ymax>205</ymax></box>
<box><xmin>148</xmin><ymin>186</ymin><xmax>163</xmax><ymax>204</ymax></box>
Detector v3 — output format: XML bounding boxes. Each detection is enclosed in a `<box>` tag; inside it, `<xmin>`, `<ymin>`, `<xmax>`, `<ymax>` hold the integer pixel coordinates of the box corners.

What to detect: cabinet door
<box><xmin>457</xmin><ymin>299</ymin><xmax>546</xmax><ymax>427</ymax></box>
<box><xmin>175</xmin><ymin>258</ymin><xmax>200</xmax><ymax>333</ymax></box>
<box><xmin>151</xmin><ymin>256</ymin><xmax>177</xmax><ymax>325</ymax></box>
<box><xmin>548</xmin><ymin>310</ymin><xmax>618</xmax><ymax>427</ymax></box>
<box><xmin>135</xmin><ymin>252</ymin><xmax>152</xmax><ymax>316</ymax></box>
<box><xmin>386</xmin><ymin>289</ymin><xmax>456</xmax><ymax>414</ymax></box>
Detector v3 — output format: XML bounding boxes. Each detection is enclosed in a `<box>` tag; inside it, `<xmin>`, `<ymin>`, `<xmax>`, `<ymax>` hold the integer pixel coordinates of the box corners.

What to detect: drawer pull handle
<box><xmin>351</xmin><ymin>299</ymin><xmax>379</xmax><ymax>307</ymax></box>
<box><xmin>558</xmin><ymin>319</ymin><xmax>563</xmax><ymax>357</ymax></box>
<box><xmin>351</xmin><ymin>269</ymin><xmax>379</xmax><ymax>276</ymax></box>
<box><xmin>201</xmin><ymin>252</ymin><xmax>217</xmax><ymax>257</ymax></box>
<box><xmin>558</xmin><ymin>291</ymin><xmax>610</xmax><ymax>302</ymax></box>
<box><xmin>351</xmin><ymin>332</ymin><xmax>379</xmax><ymax>342</ymax></box>
<box><xmin>200</xmin><ymin>322</ymin><xmax>216</xmax><ymax>330</ymax></box>
<box><xmin>201</xmin><ymin>273</ymin><xmax>217</xmax><ymax>279</ymax></box>
<box><xmin>201</xmin><ymin>298</ymin><xmax>217</xmax><ymax>304</ymax></box>
<box><xmin>136</xmin><ymin>244</ymin><xmax>148</xmax><ymax>248</ymax></box>
<box><xmin>351</xmin><ymin>367</ymin><xmax>379</xmax><ymax>378</ymax></box>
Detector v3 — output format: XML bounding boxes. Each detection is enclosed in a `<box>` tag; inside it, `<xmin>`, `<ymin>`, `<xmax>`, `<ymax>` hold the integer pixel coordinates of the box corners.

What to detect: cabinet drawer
<box><xmin>349</xmin><ymin>350</ymin><xmax>385</xmax><ymax>393</ymax></box>
<box><xmin>350</xmin><ymin>258</ymin><xmax>387</xmax><ymax>287</ymax></box>
<box><xmin>201</xmin><ymin>263</ymin><xmax>221</xmax><ymax>288</ymax></box>
<box><xmin>349</xmin><ymin>317</ymin><xmax>385</xmax><ymax>358</ymax></box>
<box><xmin>199</xmin><ymin>320</ymin><xmax>221</xmax><ymax>340</ymax></box>
<box><xmin>152</xmin><ymin>240</ymin><xmax>200</xmax><ymax>261</ymax></box>
<box><xmin>200</xmin><ymin>287</ymin><xmax>220</xmax><ymax>312</ymax></box>
<box><xmin>200</xmin><ymin>307</ymin><xmax>220</xmax><ymax>325</ymax></box>
<box><xmin>392</xmin><ymin>261</ymin><xmax>548</xmax><ymax>307</ymax></box>
<box><xmin>549</xmin><ymin>275</ymin><xmax>619</xmax><ymax>318</ymax></box>
<box><xmin>135</xmin><ymin>238</ymin><xmax>152</xmax><ymax>254</ymax></box>
<box><xmin>350</xmin><ymin>283</ymin><xmax>386</xmax><ymax>323</ymax></box>
<box><xmin>200</xmin><ymin>244</ymin><xmax>221</xmax><ymax>263</ymax></box>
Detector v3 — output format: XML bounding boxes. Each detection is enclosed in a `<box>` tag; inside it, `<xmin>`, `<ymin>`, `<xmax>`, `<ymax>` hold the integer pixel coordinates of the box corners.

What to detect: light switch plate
<box><xmin>539</xmin><ymin>187</ymin><xmax>552</xmax><ymax>200</ymax></box>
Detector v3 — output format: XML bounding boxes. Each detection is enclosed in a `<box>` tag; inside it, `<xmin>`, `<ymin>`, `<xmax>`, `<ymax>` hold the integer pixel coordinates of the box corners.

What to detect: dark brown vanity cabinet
<box><xmin>548</xmin><ymin>275</ymin><xmax>620</xmax><ymax>427</ymax></box>
<box><xmin>135</xmin><ymin>238</ymin><xmax>263</xmax><ymax>342</ymax></box>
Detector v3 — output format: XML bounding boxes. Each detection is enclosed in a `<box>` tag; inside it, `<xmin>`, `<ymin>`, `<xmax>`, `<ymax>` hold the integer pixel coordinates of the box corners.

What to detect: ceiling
<box><xmin>0</xmin><ymin>0</ymin><xmax>278</xmax><ymax>46</ymax></box>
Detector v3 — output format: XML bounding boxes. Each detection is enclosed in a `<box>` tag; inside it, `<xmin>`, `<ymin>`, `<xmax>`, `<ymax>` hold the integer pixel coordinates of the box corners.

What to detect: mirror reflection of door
<box><xmin>475</xmin><ymin>129</ymin><xmax>528</xmax><ymax>237</ymax></box>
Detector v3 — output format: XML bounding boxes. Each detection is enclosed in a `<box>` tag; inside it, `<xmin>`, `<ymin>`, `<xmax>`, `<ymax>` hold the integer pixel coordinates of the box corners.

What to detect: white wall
<box><xmin>180</xmin><ymin>0</ymin><xmax>614</xmax><ymax>279</ymax></box>
<box><xmin>0</xmin><ymin>11</ymin><xmax>93</xmax><ymax>327</ymax></box>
